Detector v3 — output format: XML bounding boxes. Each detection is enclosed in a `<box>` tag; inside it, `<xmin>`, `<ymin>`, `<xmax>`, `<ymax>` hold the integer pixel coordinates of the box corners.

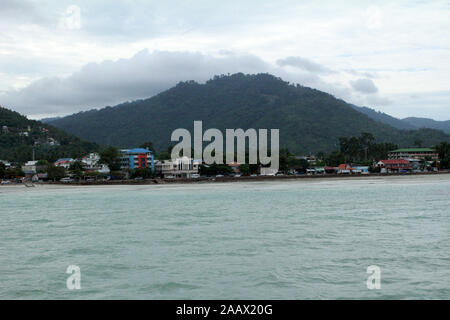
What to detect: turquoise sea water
<box><xmin>0</xmin><ymin>175</ymin><xmax>449</xmax><ymax>299</ymax></box>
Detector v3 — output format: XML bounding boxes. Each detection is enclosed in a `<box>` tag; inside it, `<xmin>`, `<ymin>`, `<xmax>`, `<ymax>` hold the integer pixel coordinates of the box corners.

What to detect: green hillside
<box><xmin>0</xmin><ymin>106</ymin><xmax>98</xmax><ymax>163</ymax></box>
<box><xmin>48</xmin><ymin>73</ymin><xmax>450</xmax><ymax>154</ymax></box>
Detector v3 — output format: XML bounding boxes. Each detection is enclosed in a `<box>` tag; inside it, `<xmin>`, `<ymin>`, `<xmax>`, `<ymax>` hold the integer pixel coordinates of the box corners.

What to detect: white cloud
<box><xmin>276</xmin><ymin>57</ymin><xmax>335</xmax><ymax>74</ymax></box>
<box><xmin>60</xmin><ymin>5</ymin><xmax>81</xmax><ymax>30</ymax></box>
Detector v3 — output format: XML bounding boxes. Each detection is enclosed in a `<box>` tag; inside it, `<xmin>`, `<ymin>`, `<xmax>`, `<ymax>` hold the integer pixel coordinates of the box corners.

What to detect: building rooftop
<box><xmin>390</xmin><ymin>148</ymin><xmax>435</xmax><ymax>153</ymax></box>
<box><xmin>123</xmin><ymin>148</ymin><xmax>152</xmax><ymax>154</ymax></box>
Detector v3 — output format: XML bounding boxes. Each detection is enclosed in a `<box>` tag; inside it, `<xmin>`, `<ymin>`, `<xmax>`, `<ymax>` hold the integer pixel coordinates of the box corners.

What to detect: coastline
<box><xmin>6</xmin><ymin>170</ymin><xmax>448</xmax><ymax>187</ymax></box>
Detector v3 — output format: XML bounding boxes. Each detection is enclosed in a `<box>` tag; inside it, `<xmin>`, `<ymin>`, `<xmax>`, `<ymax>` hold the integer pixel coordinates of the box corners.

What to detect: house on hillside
<box><xmin>55</xmin><ymin>158</ymin><xmax>74</xmax><ymax>169</ymax></box>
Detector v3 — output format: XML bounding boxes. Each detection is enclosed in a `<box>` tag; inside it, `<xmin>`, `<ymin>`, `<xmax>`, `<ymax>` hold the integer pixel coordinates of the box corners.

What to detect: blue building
<box><xmin>119</xmin><ymin>148</ymin><xmax>154</xmax><ymax>171</ymax></box>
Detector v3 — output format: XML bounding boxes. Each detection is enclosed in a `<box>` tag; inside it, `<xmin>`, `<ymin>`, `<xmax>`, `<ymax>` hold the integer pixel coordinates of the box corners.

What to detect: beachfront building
<box><xmin>0</xmin><ymin>160</ymin><xmax>11</xmax><ymax>169</ymax></box>
<box><xmin>260</xmin><ymin>167</ymin><xmax>278</xmax><ymax>176</ymax></box>
<box><xmin>352</xmin><ymin>166</ymin><xmax>370</xmax><ymax>174</ymax></box>
<box><xmin>377</xmin><ymin>159</ymin><xmax>412</xmax><ymax>173</ymax></box>
<box><xmin>388</xmin><ymin>148</ymin><xmax>438</xmax><ymax>161</ymax></box>
<box><xmin>306</xmin><ymin>167</ymin><xmax>325</xmax><ymax>175</ymax></box>
<box><xmin>228</xmin><ymin>162</ymin><xmax>241</xmax><ymax>174</ymax></box>
<box><xmin>154</xmin><ymin>156</ymin><xmax>200</xmax><ymax>178</ymax></box>
<box><xmin>22</xmin><ymin>161</ymin><xmax>38</xmax><ymax>175</ymax></box>
<box><xmin>81</xmin><ymin>152</ymin><xmax>110</xmax><ymax>174</ymax></box>
<box><xmin>119</xmin><ymin>148</ymin><xmax>155</xmax><ymax>171</ymax></box>
<box><xmin>337</xmin><ymin>164</ymin><xmax>353</xmax><ymax>174</ymax></box>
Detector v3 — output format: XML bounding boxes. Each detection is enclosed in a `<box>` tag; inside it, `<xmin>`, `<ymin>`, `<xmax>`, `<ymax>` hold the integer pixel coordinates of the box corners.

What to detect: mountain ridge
<box><xmin>46</xmin><ymin>73</ymin><xmax>450</xmax><ymax>153</ymax></box>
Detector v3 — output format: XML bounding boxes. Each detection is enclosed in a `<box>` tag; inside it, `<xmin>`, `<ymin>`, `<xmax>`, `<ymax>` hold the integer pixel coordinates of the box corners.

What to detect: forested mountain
<box><xmin>351</xmin><ymin>105</ymin><xmax>450</xmax><ymax>133</ymax></box>
<box><xmin>47</xmin><ymin>73</ymin><xmax>450</xmax><ymax>154</ymax></box>
<box><xmin>350</xmin><ymin>105</ymin><xmax>417</xmax><ymax>130</ymax></box>
<box><xmin>0</xmin><ymin>106</ymin><xmax>98</xmax><ymax>163</ymax></box>
<box><xmin>402</xmin><ymin>117</ymin><xmax>450</xmax><ymax>134</ymax></box>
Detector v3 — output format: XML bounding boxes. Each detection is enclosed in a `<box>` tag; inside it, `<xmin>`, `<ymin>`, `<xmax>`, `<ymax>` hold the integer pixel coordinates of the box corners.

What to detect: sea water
<box><xmin>0</xmin><ymin>175</ymin><xmax>449</xmax><ymax>299</ymax></box>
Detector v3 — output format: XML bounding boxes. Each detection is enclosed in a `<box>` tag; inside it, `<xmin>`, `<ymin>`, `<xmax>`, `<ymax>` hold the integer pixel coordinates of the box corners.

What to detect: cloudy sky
<box><xmin>0</xmin><ymin>0</ymin><xmax>449</xmax><ymax>120</ymax></box>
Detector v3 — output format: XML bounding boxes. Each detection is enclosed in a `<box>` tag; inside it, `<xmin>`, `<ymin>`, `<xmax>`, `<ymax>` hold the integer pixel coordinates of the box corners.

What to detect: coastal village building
<box><xmin>155</xmin><ymin>157</ymin><xmax>200</xmax><ymax>178</ymax></box>
<box><xmin>22</xmin><ymin>161</ymin><xmax>38</xmax><ymax>175</ymax></box>
<box><xmin>377</xmin><ymin>159</ymin><xmax>412</xmax><ymax>173</ymax></box>
<box><xmin>82</xmin><ymin>153</ymin><xmax>110</xmax><ymax>174</ymax></box>
<box><xmin>228</xmin><ymin>162</ymin><xmax>241</xmax><ymax>174</ymax></box>
<box><xmin>337</xmin><ymin>164</ymin><xmax>353</xmax><ymax>174</ymax></box>
<box><xmin>55</xmin><ymin>158</ymin><xmax>74</xmax><ymax>169</ymax></box>
<box><xmin>119</xmin><ymin>148</ymin><xmax>154</xmax><ymax>171</ymax></box>
<box><xmin>260</xmin><ymin>167</ymin><xmax>278</xmax><ymax>176</ymax></box>
<box><xmin>388</xmin><ymin>148</ymin><xmax>438</xmax><ymax>161</ymax></box>
<box><xmin>0</xmin><ymin>160</ymin><xmax>11</xmax><ymax>168</ymax></box>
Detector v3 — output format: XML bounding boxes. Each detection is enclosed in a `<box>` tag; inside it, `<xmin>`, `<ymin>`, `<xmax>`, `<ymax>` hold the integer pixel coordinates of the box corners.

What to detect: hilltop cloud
<box><xmin>350</xmin><ymin>78</ymin><xmax>378</xmax><ymax>94</ymax></box>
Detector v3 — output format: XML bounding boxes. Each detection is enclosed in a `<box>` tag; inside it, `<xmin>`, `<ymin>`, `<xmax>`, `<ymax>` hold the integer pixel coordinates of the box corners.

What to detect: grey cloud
<box><xmin>1</xmin><ymin>49</ymin><xmax>401</xmax><ymax>119</ymax></box>
<box><xmin>0</xmin><ymin>0</ymin><xmax>50</xmax><ymax>25</ymax></box>
<box><xmin>349</xmin><ymin>78</ymin><xmax>378</xmax><ymax>94</ymax></box>
<box><xmin>276</xmin><ymin>56</ymin><xmax>335</xmax><ymax>74</ymax></box>
<box><xmin>0</xmin><ymin>50</ymin><xmax>277</xmax><ymax>116</ymax></box>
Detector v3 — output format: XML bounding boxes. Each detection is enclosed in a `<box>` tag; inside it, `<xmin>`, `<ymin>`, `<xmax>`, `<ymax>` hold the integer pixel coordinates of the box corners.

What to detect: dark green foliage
<box><xmin>69</xmin><ymin>161</ymin><xmax>84</xmax><ymax>178</ymax></box>
<box><xmin>0</xmin><ymin>162</ymin><xmax>5</xmax><ymax>178</ymax></box>
<box><xmin>46</xmin><ymin>164</ymin><xmax>66</xmax><ymax>181</ymax></box>
<box><xmin>435</xmin><ymin>142</ymin><xmax>450</xmax><ymax>169</ymax></box>
<box><xmin>48</xmin><ymin>73</ymin><xmax>450</xmax><ymax>154</ymax></box>
<box><xmin>138</xmin><ymin>141</ymin><xmax>155</xmax><ymax>152</ymax></box>
<box><xmin>131</xmin><ymin>168</ymin><xmax>154</xmax><ymax>179</ymax></box>
<box><xmin>99</xmin><ymin>146</ymin><xmax>121</xmax><ymax>171</ymax></box>
<box><xmin>4</xmin><ymin>167</ymin><xmax>25</xmax><ymax>179</ymax></box>
<box><xmin>337</xmin><ymin>133</ymin><xmax>397</xmax><ymax>163</ymax></box>
<box><xmin>278</xmin><ymin>149</ymin><xmax>310</xmax><ymax>173</ymax></box>
<box><xmin>0</xmin><ymin>106</ymin><xmax>98</xmax><ymax>163</ymax></box>
<box><xmin>199</xmin><ymin>164</ymin><xmax>233</xmax><ymax>176</ymax></box>
<box><xmin>238</xmin><ymin>164</ymin><xmax>250</xmax><ymax>175</ymax></box>
<box><xmin>325</xmin><ymin>151</ymin><xmax>346</xmax><ymax>167</ymax></box>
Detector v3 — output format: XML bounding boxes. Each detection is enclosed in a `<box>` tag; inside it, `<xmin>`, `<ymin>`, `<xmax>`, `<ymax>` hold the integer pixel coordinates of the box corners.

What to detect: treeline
<box><xmin>0</xmin><ymin>106</ymin><xmax>99</xmax><ymax>163</ymax></box>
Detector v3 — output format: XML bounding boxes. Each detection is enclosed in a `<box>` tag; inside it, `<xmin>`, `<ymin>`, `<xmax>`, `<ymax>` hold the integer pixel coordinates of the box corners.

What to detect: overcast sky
<box><xmin>0</xmin><ymin>0</ymin><xmax>449</xmax><ymax>120</ymax></box>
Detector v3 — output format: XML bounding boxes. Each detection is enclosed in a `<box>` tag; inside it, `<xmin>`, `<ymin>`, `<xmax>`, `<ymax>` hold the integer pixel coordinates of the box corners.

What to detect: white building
<box><xmin>82</xmin><ymin>153</ymin><xmax>101</xmax><ymax>169</ymax></box>
<box><xmin>22</xmin><ymin>161</ymin><xmax>38</xmax><ymax>175</ymax></box>
<box><xmin>155</xmin><ymin>157</ymin><xmax>200</xmax><ymax>178</ymax></box>
<box><xmin>54</xmin><ymin>158</ymin><xmax>74</xmax><ymax>169</ymax></box>
<box><xmin>260</xmin><ymin>167</ymin><xmax>278</xmax><ymax>176</ymax></box>
<box><xmin>81</xmin><ymin>153</ymin><xmax>110</xmax><ymax>174</ymax></box>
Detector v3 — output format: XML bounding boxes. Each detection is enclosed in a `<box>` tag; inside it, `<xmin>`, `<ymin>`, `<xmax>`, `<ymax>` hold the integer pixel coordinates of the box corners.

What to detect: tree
<box><xmin>238</xmin><ymin>164</ymin><xmax>250</xmax><ymax>175</ymax></box>
<box><xmin>69</xmin><ymin>161</ymin><xmax>84</xmax><ymax>179</ymax></box>
<box><xmin>325</xmin><ymin>151</ymin><xmax>345</xmax><ymax>166</ymax></box>
<box><xmin>0</xmin><ymin>162</ymin><xmax>5</xmax><ymax>178</ymax></box>
<box><xmin>99</xmin><ymin>146</ymin><xmax>121</xmax><ymax>171</ymax></box>
<box><xmin>131</xmin><ymin>168</ymin><xmax>154</xmax><ymax>179</ymax></box>
<box><xmin>46</xmin><ymin>164</ymin><xmax>66</xmax><ymax>181</ymax></box>
<box><xmin>139</xmin><ymin>141</ymin><xmax>155</xmax><ymax>152</ymax></box>
<box><xmin>435</xmin><ymin>142</ymin><xmax>450</xmax><ymax>169</ymax></box>
<box><xmin>414</xmin><ymin>139</ymin><xmax>423</xmax><ymax>147</ymax></box>
<box><xmin>156</xmin><ymin>146</ymin><xmax>173</xmax><ymax>160</ymax></box>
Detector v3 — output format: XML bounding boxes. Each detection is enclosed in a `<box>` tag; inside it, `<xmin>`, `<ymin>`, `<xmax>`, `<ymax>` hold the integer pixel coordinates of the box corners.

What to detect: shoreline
<box><xmin>7</xmin><ymin>170</ymin><xmax>448</xmax><ymax>187</ymax></box>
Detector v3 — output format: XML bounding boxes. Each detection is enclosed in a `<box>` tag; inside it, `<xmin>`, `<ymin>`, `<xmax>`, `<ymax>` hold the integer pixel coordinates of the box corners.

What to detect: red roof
<box><xmin>338</xmin><ymin>164</ymin><xmax>354</xmax><ymax>170</ymax></box>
